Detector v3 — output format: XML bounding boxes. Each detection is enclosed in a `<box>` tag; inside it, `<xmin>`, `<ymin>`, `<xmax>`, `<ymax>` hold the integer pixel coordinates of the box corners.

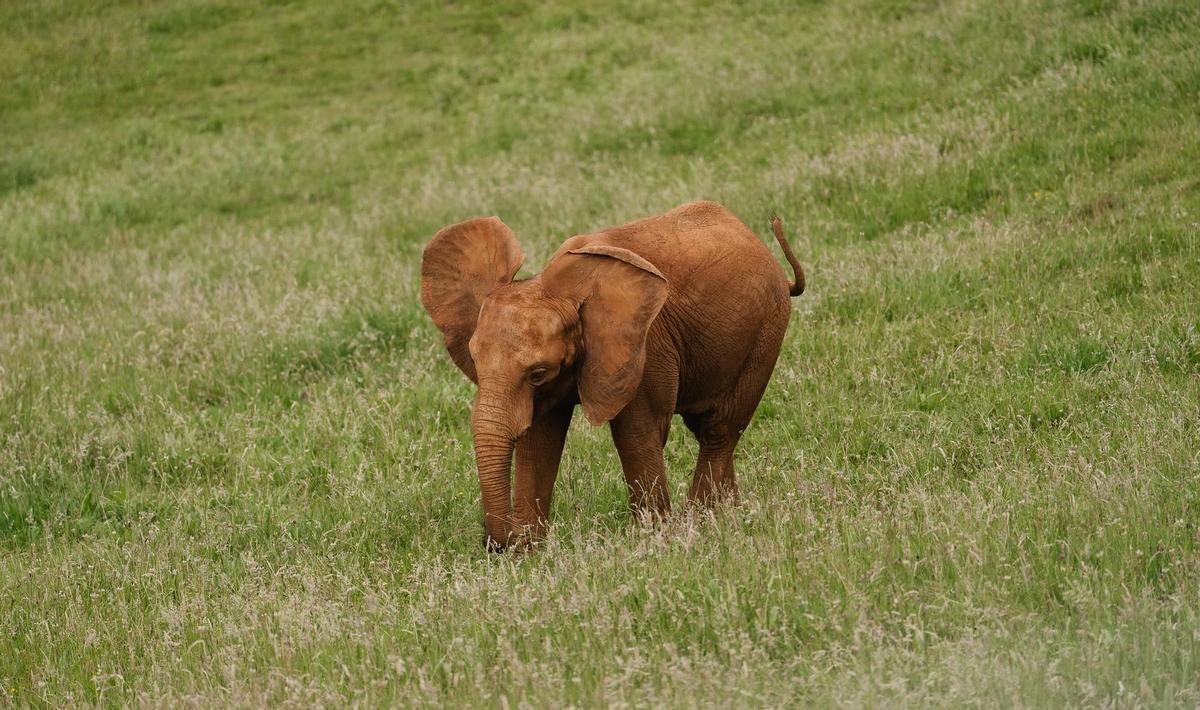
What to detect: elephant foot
<box><xmin>484</xmin><ymin>525</ymin><xmax>546</xmax><ymax>554</ymax></box>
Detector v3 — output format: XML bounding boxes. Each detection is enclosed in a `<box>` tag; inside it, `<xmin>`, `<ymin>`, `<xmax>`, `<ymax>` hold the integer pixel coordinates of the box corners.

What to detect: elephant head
<box><xmin>420</xmin><ymin>217</ymin><xmax>668</xmax><ymax>550</ymax></box>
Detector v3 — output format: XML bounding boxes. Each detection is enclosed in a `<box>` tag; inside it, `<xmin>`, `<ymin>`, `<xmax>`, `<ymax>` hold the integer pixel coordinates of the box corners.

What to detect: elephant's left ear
<box><xmin>420</xmin><ymin>217</ymin><xmax>525</xmax><ymax>382</ymax></box>
<box><xmin>542</xmin><ymin>244</ymin><xmax>668</xmax><ymax>425</ymax></box>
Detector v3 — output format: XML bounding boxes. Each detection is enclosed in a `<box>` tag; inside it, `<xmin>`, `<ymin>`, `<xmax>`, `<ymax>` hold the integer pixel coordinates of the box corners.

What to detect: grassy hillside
<box><xmin>2</xmin><ymin>0</ymin><xmax>1198</xmax><ymax>705</ymax></box>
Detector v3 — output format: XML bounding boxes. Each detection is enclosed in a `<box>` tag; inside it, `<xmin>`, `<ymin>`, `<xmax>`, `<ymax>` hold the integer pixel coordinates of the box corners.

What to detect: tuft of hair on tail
<box><xmin>770</xmin><ymin>215</ymin><xmax>805</xmax><ymax>297</ymax></box>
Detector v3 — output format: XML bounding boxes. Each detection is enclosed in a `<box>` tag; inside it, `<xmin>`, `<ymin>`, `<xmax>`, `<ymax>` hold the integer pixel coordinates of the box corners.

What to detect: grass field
<box><xmin>2</xmin><ymin>0</ymin><xmax>1199</xmax><ymax>705</ymax></box>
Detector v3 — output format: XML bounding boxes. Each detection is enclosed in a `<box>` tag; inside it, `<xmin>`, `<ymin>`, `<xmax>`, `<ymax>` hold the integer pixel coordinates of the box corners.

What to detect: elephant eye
<box><xmin>529</xmin><ymin>367</ymin><xmax>550</xmax><ymax>385</ymax></box>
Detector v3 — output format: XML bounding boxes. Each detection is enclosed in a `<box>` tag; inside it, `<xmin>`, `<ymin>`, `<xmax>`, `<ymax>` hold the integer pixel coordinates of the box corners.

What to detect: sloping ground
<box><xmin>1</xmin><ymin>0</ymin><xmax>1197</xmax><ymax>705</ymax></box>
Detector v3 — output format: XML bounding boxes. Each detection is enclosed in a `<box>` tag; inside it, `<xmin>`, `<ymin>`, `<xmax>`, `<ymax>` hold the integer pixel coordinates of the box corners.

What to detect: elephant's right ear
<box><xmin>420</xmin><ymin>217</ymin><xmax>525</xmax><ymax>383</ymax></box>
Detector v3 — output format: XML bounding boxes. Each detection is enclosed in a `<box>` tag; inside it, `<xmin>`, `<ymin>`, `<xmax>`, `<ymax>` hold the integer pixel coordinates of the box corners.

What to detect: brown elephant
<box><xmin>420</xmin><ymin>200</ymin><xmax>805</xmax><ymax>551</ymax></box>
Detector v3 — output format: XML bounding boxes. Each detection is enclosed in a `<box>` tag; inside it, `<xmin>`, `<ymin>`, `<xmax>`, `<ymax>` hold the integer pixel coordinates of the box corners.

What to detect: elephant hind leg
<box><xmin>683</xmin><ymin>411</ymin><xmax>740</xmax><ymax>507</ymax></box>
<box><xmin>685</xmin><ymin>314</ymin><xmax>787</xmax><ymax>508</ymax></box>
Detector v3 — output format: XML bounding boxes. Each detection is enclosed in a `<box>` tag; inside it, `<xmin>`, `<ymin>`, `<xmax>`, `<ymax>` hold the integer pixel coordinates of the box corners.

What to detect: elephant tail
<box><xmin>770</xmin><ymin>216</ymin><xmax>806</xmax><ymax>297</ymax></box>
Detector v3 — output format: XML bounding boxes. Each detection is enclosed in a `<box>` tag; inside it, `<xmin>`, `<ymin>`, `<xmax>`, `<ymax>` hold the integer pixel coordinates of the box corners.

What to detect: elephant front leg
<box><xmin>512</xmin><ymin>401</ymin><xmax>573</xmax><ymax>546</ymax></box>
<box><xmin>610</xmin><ymin>402</ymin><xmax>672</xmax><ymax>520</ymax></box>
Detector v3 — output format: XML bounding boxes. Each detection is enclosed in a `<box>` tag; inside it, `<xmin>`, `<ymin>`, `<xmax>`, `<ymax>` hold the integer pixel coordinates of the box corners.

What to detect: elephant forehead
<box><xmin>476</xmin><ymin>300</ymin><xmax>565</xmax><ymax>348</ymax></box>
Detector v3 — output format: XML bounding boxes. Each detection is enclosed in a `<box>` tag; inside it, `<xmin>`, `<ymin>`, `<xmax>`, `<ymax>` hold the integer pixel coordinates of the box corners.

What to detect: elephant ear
<box><xmin>420</xmin><ymin>217</ymin><xmax>525</xmax><ymax>382</ymax></box>
<box><xmin>542</xmin><ymin>244</ymin><xmax>668</xmax><ymax>425</ymax></box>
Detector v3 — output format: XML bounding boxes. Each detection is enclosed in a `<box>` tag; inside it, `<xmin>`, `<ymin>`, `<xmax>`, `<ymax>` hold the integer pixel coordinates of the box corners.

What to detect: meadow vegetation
<box><xmin>1</xmin><ymin>0</ymin><xmax>1198</xmax><ymax>705</ymax></box>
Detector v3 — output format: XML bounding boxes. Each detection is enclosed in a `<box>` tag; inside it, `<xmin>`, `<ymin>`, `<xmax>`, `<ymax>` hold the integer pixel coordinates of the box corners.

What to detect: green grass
<box><xmin>2</xmin><ymin>0</ymin><xmax>1199</xmax><ymax>705</ymax></box>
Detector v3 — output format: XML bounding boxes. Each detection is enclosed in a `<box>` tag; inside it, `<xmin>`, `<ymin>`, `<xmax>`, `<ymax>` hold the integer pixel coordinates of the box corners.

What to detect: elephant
<box><xmin>420</xmin><ymin>200</ymin><xmax>805</xmax><ymax>551</ymax></box>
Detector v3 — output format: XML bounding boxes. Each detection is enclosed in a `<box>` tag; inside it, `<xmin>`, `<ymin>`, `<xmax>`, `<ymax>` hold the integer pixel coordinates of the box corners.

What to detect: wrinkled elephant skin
<box><xmin>420</xmin><ymin>201</ymin><xmax>806</xmax><ymax>551</ymax></box>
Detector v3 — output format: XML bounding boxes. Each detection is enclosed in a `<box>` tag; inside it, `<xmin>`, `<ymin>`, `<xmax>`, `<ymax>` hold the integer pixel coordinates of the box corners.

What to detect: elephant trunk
<box><xmin>471</xmin><ymin>398</ymin><xmax>519</xmax><ymax>552</ymax></box>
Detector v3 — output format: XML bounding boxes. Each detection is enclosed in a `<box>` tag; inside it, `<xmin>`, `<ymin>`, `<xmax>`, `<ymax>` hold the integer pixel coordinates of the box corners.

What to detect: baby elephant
<box><xmin>420</xmin><ymin>200</ymin><xmax>805</xmax><ymax>551</ymax></box>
